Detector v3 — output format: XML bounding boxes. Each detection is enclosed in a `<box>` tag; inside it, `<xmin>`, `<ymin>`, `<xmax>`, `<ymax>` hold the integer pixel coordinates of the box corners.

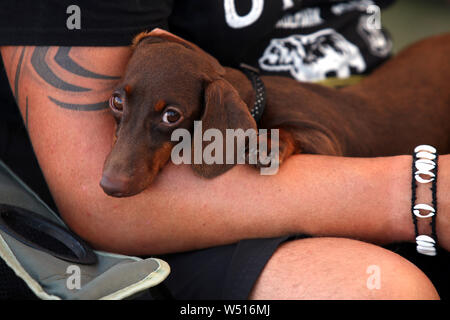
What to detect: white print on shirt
<box><xmin>258</xmin><ymin>29</ymin><xmax>366</xmax><ymax>82</ymax></box>
<box><xmin>224</xmin><ymin>0</ymin><xmax>294</xmax><ymax>28</ymax></box>
<box><xmin>282</xmin><ymin>0</ymin><xmax>294</xmax><ymax>10</ymax></box>
<box><xmin>357</xmin><ymin>15</ymin><xmax>392</xmax><ymax>57</ymax></box>
<box><xmin>224</xmin><ymin>0</ymin><xmax>264</xmax><ymax>28</ymax></box>
<box><xmin>275</xmin><ymin>7</ymin><xmax>323</xmax><ymax>29</ymax></box>
<box><xmin>331</xmin><ymin>0</ymin><xmax>374</xmax><ymax>15</ymax></box>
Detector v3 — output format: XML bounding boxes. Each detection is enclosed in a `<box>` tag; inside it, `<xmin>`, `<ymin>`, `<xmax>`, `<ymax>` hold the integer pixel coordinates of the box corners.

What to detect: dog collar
<box><xmin>239</xmin><ymin>63</ymin><xmax>266</xmax><ymax>124</ymax></box>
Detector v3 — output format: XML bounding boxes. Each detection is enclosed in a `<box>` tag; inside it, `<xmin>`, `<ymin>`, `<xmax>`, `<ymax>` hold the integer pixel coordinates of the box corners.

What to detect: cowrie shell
<box><xmin>416</xmin><ymin>245</ymin><xmax>437</xmax><ymax>256</ymax></box>
<box><xmin>416</xmin><ymin>151</ymin><xmax>436</xmax><ymax>160</ymax></box>
<box><xmin>415</xmin><ymin>160</ymin><xmax>435</xmax><ymax>172</ymax></box>
<box><xmin>414</xmin><ymin>174</ymin><xmax>435</xmax><ymax>184</ymax></box>
<box><xmin>413</xmin><ymin>203</ymin><xmax>435</xmax><ymax>218</ymax></box>
<box><xmin>414</xmin><ymin>145</ymin><xmax>437</xmax><ymax>154</ymax></box>
<box><xmin>415</xmin><ymin>170</ymin><xmax>435</xmax><ymax>178</ymax></box>
<box><xmin>416</xmin><ymin>235</ymin><xmax>436</xmax><ymax>247</ymax></box>
<box><xmin>415</xmin><ymin>169</ymin><xmax>435</xmax><ymax>184</ymax></box>
<box><xmin>415</xmin><ymin>158</ymin><xmax>435</xmax><ymax>166</ymax></box>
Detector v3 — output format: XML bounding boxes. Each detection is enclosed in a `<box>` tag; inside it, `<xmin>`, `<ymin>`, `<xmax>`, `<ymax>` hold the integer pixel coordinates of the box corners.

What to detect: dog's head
<box><xmin>100</xmin><ymin>29</ymin><xmax>256</xmax><ymax>197</ymax></box>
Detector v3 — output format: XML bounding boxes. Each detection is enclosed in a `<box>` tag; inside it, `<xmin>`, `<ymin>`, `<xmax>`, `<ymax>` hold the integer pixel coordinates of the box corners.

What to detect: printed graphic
<box><xmin>259</xmin><ymin>29</ymin><xmax>366</xmax><ymax>82</ymax></box>
<box><xmin>224</xmin><ymin>0</ymin><xmax>296</xmax><ymax>28</ymax></box>
<box><xmin>358</xmin><ymin>14</ymin><xmax>392</xmax><ymax>57</ymax></box>
<box><xmin>224</xmin><ymin>0</ymin><xmax>264</xmax><ymax>29</ymax></box>
<box><xmin>275</xmin><ymin>7</ymin><xmax>323</xmax><ymax>29</ymax></box>
<box><xmin>331</xmin><ymin>0</ymin><xmax>375</xmax><ymax>16</ymax></box>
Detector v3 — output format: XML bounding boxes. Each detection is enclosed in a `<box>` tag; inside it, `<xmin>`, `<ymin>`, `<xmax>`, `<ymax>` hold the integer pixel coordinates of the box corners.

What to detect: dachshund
<box><xmin>100</xmin><ymin>28</ymin><xmax>450</xmax><ymax>197</ymax></box>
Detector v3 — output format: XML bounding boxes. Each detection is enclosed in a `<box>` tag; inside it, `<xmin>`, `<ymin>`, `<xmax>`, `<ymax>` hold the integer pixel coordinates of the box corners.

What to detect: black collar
<box><xmin>239</xmin><ymin>63</ymin><xmax>266</xmax><ymax>124</ymax></box>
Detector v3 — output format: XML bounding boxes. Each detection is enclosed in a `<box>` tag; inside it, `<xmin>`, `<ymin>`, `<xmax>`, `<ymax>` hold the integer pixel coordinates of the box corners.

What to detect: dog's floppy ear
<box><xmin>191</xmin><ymin>79</ymin><xmax>257</xmax><ymax>178</ymax></box>
<box><xmin>132</xmin><ymin>28</ymin><xmax>225</xmax><ymax>76</ymax></box>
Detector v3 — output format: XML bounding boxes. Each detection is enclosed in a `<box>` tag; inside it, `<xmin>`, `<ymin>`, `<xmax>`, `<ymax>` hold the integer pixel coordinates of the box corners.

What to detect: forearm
<box><xmin>2</xmin><ymin>45</ymin><xmax>448</xmax><ymax>255</ymax></box>
<box><xmin>40</xmin><ymin>152</ymin><xmax>448</xmax><ymax>255</ymax></box>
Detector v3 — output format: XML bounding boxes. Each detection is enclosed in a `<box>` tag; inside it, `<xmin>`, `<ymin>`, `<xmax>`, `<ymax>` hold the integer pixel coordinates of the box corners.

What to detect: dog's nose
<box><xmin>100</xmin><ymin>174</ymin><xmax>131</xmax><ymax>197</ymax></box>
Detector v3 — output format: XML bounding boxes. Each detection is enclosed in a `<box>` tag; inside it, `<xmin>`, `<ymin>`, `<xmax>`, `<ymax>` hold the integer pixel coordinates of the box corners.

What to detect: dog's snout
<box><xmin>100</xmin><ymin>174</ymin><xmax>132</xmax><ymax>197</ymax></box>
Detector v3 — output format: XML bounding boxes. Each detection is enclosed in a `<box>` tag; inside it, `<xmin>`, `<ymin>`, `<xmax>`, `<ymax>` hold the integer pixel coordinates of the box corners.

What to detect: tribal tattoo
<box><xmin>13</xmin><ymin>46</ymin><xmax>121</xmax><ymax>113</ymax></box>
<box><xmin>14</xmin><ymin>47</ymin><xmax>26</xmax><ymax>102</ymax></box>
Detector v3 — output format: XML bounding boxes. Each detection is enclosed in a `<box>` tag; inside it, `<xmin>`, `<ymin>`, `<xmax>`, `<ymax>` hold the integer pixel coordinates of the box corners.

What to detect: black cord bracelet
<box><xmin>411</xmin><ymin>145</ymin><xmax>438</xmax><ymax>256</ymax></box>
<box><xmin>431</xmin><ymin>153</ymin><xmax>439</xmax><ymax>246</ymax></box>
<box><xmin>411</xmin><ymin>152</ymin><xmax>419</xmax><ymax>236</ymax></box>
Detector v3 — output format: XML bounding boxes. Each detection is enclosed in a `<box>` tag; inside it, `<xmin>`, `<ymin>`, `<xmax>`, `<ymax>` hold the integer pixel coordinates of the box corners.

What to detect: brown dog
<box><xmin>100</xmin><ymin>29</ymin><xmax>450</xmax><ymax>197</ymax></box>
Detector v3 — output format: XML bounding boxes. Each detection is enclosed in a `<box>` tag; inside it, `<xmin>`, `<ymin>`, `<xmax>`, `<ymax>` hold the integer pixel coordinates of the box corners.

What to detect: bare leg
<box><xmin>250</xmin><ymin>237</ymin><xmax>439</xmax><ymax>300</ymax></box>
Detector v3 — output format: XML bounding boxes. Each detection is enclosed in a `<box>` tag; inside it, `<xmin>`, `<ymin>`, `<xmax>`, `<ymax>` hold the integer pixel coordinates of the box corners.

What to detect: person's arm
<box><xmin>1</xmin><ymin>46</ymin><xmax>448</xmax><ymax>255</ymax></box>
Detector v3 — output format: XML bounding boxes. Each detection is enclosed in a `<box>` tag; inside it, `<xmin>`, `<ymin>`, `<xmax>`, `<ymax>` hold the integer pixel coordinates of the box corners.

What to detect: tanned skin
<box><xmin>0</xmin><ymin>38</ymin><xmax>448</xmax><ymax>299</ymax></box>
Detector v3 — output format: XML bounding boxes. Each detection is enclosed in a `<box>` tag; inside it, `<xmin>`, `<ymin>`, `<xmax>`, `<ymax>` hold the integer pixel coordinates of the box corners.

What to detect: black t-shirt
<box><xmin>1</xmin><ymin>0</ymin><xmax>394</xmax><ymax>76</ymax></box>
<box><xmin>0</xmin><ymin>0</ymin><xmax>394</xmax><ymax>122</ymax></box>
<box><xmin>169</xmin><ymin>0</ymin><xmax>395</xmax><ymax>79</ymax></box>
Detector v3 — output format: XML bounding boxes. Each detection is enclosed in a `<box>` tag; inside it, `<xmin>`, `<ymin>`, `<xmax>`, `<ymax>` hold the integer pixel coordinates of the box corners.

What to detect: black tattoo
<box><xmin>29</xmin><ymin>46</ymin><xmax>120</xmax><ymax>111</ymax></box>
<box><xmin>12</xmin><ymin>48</ymin><xmax>30</xmax><ymax>130</ymax></box>
<box><xmin>54</xmin><ymin>47</ymin><xmax>120</xmax><ymax>80</ymax></box>
<box><xmin>14</xmin><ymin>47</ymin><xmax>26</xmax><ymax>102</ymax></box>
<box><xmin>31</xmin><ymin>47</ymin><xmax>90</xmax><ymax>92</ymax></box>
<box><xmin>25</xmin><ymin>96</ymin><xmax>29</xmax><ymax>130</ymax></box>
<box><xmin>48</xmin><ymin>96</ymin><xmax>108</xmax><ymax>112</ymax></box>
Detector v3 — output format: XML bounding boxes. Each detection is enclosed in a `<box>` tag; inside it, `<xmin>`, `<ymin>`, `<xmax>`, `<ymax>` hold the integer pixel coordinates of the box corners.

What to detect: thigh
<box><xmin>158</xmin><ymin>235</ymin><xmax>305</xmax><ymax>299</ymax></box>
<box><xmin>250</xmin><ymin>237</ymin><xmax>439</xmax><ymax>300</ymax></box>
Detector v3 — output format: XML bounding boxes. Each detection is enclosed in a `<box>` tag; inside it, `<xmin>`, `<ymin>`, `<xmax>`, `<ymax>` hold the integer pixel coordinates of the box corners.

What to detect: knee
<box><xmin>249</xmin><ymin>237</ymin><xmax>439</xmax><ymax>300</ymax></box>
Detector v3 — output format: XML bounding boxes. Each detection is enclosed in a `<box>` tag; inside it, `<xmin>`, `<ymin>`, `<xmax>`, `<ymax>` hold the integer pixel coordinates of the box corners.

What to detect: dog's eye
<box><xmin>162</xmin><ymin>108</ymin><xmax>182</xmax><ymax>124</ymax></box>
<box><xmin>109</xmin><ymin>94</ymin><xmax>124</xmax><ymax>112</ymax></box>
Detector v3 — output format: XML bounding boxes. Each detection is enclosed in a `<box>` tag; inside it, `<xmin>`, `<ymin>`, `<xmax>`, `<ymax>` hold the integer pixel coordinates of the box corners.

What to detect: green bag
<box><xmin>0</xmin><ymin>160</ymin><xmax>170</xmax><ymax>300</ymax></box>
